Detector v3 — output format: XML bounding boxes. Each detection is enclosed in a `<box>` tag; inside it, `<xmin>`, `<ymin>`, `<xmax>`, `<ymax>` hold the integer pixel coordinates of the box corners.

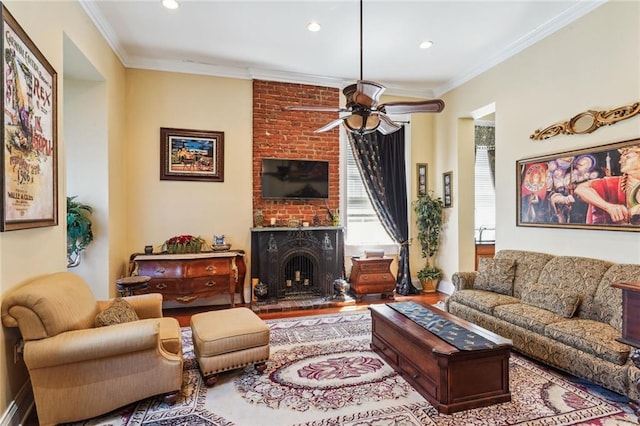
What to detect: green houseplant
<box><xmin>67</xmin><ymin>196</ymin><xmax>94</xmax><ymax>267</ymax></box>
<box><xmin>413</xmin><ymin>191</ymin><xmax>445</xmax><ymax>292</ymax></box>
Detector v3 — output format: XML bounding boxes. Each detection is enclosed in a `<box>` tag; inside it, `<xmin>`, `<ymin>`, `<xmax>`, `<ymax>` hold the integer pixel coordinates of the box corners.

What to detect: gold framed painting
<box><xmin>160</xmin><ymin>127</ymin><xmax>224</xmax><ymax>182</ymax></box>
<box><xmin>1</xmin><ymin>5</ymin><xmax>58</xmax><ymax>231</ymax></box>
<box><xmin>517</xmin><ymin>137</ymin><xmax>640</xmax><ymax>231</ymax></box>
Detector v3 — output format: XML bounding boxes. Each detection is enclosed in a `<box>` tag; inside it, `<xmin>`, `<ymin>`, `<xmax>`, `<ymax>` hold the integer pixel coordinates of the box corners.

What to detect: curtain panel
<box><xmin>347</xmin><ymin>128</ymin><xmax>418</xmax><ymax>295</ymax></box>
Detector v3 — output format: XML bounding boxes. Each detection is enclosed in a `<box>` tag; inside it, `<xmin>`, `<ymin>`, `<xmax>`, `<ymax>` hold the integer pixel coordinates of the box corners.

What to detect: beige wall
<box><xmin>125</xmin><ymin>70</ymin><xmax>253</xmax><ymax>301</ymax></box>
<box><xmin>0</xmin><ymin>0</ymin><xmax>126</xmax><ymax>417</ymax></box>
<box><xmin>434</xmin><ymin>1</ymin><xmax>640</xmax><ymax>292</ymax></box>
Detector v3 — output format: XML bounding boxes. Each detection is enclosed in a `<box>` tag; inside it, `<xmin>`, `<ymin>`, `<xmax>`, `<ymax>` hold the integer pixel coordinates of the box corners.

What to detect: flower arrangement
<box><xmin>164</xmin><ymin>234</ymin><xmax>205</xmax><ymax>254</ymax></box>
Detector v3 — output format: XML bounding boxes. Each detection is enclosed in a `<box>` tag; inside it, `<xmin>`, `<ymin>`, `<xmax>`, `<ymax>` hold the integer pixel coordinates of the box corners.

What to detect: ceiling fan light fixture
<box><xmin>161</xmin><ymin>0</ymin><xmax>179</xmax><ymax>10</ymax></box>
<box><xmin>307</xmin><ymin>22</ymin><xmax>321</xmax><ymax>32</ymax></box>
<box><xmin>345</xmin><ymin>112</ymin><xmax>380</xmax><ymax>135</ymax></box>
<box><xmin>419</xmin><ymin>40</ymin><xmax>434</xmax><ymax>49</ymax></box>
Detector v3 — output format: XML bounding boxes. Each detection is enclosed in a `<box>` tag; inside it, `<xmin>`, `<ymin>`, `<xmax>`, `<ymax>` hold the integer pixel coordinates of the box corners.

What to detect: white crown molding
<box><xmin>79</xmin><ymin>0</ymin><xmax>129</xmax><ymax>65</ymax></box>
<box><xmin>80</xmin><ymin>0</ymin><xmax>604</xmax><ymax>100</ymax></box>
<box><xmin>433</xmin><ymin>0</ymin><xmax>606</xmax><ymax>97</ymax></box>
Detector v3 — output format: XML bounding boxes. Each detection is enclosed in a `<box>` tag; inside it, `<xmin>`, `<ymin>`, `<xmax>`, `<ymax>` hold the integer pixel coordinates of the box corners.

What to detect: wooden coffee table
<box><xmin>369</xmin><ymin>302</ymin><xmax>512</xmax><ymax>414</ymax></box>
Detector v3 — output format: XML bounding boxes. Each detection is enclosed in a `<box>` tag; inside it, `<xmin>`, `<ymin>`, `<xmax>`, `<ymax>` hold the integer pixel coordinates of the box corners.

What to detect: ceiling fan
<box><xmin>285</xmin><ymin>0</ymin><xmax>445</xmax><ymax>136</ymax></box>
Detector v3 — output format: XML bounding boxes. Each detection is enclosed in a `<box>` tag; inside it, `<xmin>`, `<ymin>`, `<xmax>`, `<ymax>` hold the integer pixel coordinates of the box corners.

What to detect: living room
<box><xmin>1</xmin><ymin>0</ymin><xmax>639</xmax><ymax>424</ymax></box>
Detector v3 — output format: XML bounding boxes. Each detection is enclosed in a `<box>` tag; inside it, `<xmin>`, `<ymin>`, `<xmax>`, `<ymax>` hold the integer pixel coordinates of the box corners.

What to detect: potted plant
<box><xmin>67</xmin><ymin>196</ymin><xmax>94</xmax><ymax>267</ymax></box>
<box><xmin>413</xmin><ymin>191</ymin><xmax>445</xmax><ymax>293</ymax></box>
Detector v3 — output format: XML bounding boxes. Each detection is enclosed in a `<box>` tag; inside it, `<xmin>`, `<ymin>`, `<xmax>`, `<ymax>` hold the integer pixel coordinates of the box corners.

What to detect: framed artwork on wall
<box><xmin>1</xmin><ymin>5</ymin><xmax>58</xmax><ymax>231</ymax></box>
<box><xmin>443</xmin><ymin>171</ymin><xmax>453</xmax><ymax>208</ymax></box>
<box><xmin>417</xmin><ymin>163</ymin><xmax>428</xmax><ymax>197</ymax></box>
<box><xmin>517</xmin><ymin>137</ymin><xmax>640</xmax><ymax>231</ymax></box>
<box><xmin>160</xmin><ymin>127</ymin><xmax>224</xmax><ymax>182</ymax></box>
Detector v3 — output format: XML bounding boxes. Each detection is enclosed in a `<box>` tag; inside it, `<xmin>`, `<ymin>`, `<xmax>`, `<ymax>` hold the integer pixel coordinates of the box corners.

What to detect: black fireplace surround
<box><xmin>250</xmin><ymin>227</ymin><xmax>344</xmax><ymax>301</ymax></box>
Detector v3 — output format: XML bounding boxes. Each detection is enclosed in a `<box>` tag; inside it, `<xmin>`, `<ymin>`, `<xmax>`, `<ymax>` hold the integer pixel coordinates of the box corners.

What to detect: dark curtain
<box><xmin>348</xmin><ymin>127</ymin><xmax>418</xmax><ymax>295</ymax></box>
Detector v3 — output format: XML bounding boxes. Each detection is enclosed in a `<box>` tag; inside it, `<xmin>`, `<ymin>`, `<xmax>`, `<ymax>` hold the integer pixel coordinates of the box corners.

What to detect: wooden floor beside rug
<box><xmin>166</xmin><ymin>291</ymin><xmax>447</xmax><ymax>326</ymax></box>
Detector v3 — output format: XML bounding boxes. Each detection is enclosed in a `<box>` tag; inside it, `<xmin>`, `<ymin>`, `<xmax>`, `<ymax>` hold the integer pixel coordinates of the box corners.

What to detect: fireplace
<box><xmin>250</xmin><ymin>227</ymin><xmax>344</xmax><ymax>302</ymax></box>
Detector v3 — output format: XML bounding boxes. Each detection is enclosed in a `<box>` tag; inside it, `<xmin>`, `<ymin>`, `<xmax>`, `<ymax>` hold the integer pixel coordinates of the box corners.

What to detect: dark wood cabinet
<box><xmin>129</xmin><ymin>251</ymin><xmax>246</xmax><ymax>308</ymax></box>
<box><xmin>611</xmin><ymin>281</ymin><xmax>640</xmax><ymax>417</ymax></box>
<box><xmin>348</xmin><ymin>257</ymin><xmax>395</xmax><ymax>301</ymax></box>
<box><xmin>475</xmin><ymin>243</ymin><xmax>495</xmax><ymax>270</ymax></box>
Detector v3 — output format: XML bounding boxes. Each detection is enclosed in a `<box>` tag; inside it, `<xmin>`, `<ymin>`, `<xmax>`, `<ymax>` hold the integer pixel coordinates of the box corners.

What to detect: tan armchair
<box><xmin>1</xmin><ymin>272</ymin><xmax>183</xmax><ymax>425</ymax></box>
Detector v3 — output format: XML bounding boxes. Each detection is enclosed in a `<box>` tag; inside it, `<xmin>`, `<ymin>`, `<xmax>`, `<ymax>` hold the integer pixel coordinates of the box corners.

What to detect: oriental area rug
<box><xmin>68</xmin><ymin>311</ymin><xmax>637</xmax><ymax>426</ymax></box>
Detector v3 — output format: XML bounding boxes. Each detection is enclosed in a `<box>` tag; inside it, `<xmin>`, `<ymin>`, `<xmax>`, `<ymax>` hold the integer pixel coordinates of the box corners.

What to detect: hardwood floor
<box><xmin>165</xmin><ymin>291</ymin><xmax>447</xmax><ymax>327</ymax></box>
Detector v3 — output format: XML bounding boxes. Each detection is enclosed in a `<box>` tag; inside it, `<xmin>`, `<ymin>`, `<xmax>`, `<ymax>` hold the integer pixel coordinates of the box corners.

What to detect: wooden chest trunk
<box><xmin>369</xmin><ymin>303</ymin><xmax>511</xmax><ymax>414</ymax></box>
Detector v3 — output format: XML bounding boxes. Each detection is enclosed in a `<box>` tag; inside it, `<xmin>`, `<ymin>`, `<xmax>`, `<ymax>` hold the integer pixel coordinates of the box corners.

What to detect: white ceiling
<box><xmin>80</xmin><ymin>0</ymin><xmax>604</xmax><ymax>98</ymax></box>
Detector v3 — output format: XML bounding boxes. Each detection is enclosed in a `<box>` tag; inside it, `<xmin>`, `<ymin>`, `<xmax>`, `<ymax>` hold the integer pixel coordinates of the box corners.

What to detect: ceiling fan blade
<box><xmin>352</xmin><ymin>80</ymin><xmax>386</xmax><ymax>107</ymax></box>
<box><xmin>284</xmin><ymin>106</ymin><xmax>347</xmax><ymax>113</ymax></box>
<box><xmin>375</xmin><ymin>113</ymin><xmax>402</xmax><ymax>135</ymax></box>
<box><xmin>378</xmin><ymin>99</ymin><xmax>445</xmax><ymax>115</ymax></box>
<box><xmin>315</xmin><ymin>117</ymin><xmax>347</xmax><ymax>133</ymax></box>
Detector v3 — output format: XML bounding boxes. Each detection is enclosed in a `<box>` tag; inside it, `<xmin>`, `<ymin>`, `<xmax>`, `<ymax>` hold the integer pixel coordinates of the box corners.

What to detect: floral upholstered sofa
<box><xmin>445</xmin><ymin>249</ymin><xmax>640</xmax><ymax>400</ymax></box>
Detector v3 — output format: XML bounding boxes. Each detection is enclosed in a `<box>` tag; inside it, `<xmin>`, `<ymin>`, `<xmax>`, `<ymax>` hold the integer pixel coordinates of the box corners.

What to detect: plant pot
<box><xmin>420</xmin><ymin>278</ymin><xmax>439</xmax><ymax>293</ymax></box>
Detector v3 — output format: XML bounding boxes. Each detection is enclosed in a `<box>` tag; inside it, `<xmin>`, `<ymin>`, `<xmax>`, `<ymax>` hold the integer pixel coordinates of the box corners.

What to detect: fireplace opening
<box><xmin>251</xmin><ymin>227</ymin><xmax>344</xmax><ymax>302</ymax></box>
<box><xmin>280</xmin><ymin>252</ymin><xmax>320</xmax><ymax>299</ymax></box>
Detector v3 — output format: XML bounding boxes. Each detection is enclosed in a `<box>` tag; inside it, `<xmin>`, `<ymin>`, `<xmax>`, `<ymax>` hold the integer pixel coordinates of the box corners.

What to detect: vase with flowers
<box><xmin>164</xmin><ymin>234</ymin><xmax>205</xmax><ymax>254</ymax></box>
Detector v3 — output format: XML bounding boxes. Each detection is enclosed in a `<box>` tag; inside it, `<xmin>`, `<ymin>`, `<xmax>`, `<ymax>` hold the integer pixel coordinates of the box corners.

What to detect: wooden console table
<box><xmin>369</xmin><ymin>302</ymin><xmax>511</xmax><ymax>414</ymax></box>
<box><xmin>128</xmin><ymin>251</ymin><xmax>246</xmax><ymax>308</ymax></box>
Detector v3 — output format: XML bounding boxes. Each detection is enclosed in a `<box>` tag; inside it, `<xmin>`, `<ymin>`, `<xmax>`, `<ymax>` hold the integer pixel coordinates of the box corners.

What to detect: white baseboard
<box><xmin>0</xmin><ymin>380</ymin><xmax>34</xmax><ymax>426</ymax></box>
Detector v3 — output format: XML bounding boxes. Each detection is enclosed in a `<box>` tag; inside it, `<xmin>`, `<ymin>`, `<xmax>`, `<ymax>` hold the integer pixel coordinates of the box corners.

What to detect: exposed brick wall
<box><xmin>253</xmin><ymin>80</ymin><xmax>340</xmax><ymax>226</ymax></box>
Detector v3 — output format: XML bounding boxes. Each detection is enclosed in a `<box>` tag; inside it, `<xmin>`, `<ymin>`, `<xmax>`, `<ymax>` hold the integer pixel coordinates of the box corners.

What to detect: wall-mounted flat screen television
<box><xmin>261</xmin><ymin>158</ymin><xmax>329</xmax><ymax>199</ymax></box>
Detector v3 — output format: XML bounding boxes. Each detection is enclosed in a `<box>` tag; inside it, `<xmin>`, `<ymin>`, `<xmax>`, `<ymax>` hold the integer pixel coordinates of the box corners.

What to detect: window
<box><xmin>344</xmin><ymin>139</ymin><xmax>394</xmax><ymax>246</ymax></box>
<box><xmin>341</xmin><ymin>120</ymin><xmax>411</xmax><ymax>253</ymax></box>
<box><xmin>474</xmin><ymin>145</ymin><xmax>496</xmax><ymax>242</ymax></box>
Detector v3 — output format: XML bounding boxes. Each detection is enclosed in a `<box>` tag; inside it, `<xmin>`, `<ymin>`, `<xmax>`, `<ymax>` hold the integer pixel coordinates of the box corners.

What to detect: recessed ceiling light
<box><xmin>307</xmin><ymin>22</ymin><xmax>321</xmax><ymax>32</ymax></box>
<box><xmin>162</xmin><ymin>0</ymin><xmax>179</xmax><ymax>10</ymax></box>
<box><xmin>419</xmin><ymin>40</ymin><xmax>434</xmax><ymax>49</ymax></box>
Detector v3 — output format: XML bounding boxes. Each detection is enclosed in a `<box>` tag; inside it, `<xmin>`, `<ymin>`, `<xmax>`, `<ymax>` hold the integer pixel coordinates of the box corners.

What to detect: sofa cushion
<box><xmin>544</xmin><ymin>319</ymin><xmax>630</xmax><ymax>365</ymax></box>
<box><xmin>494</xmin><ymin>250</ymin><xmax>554</xmax><ymax>298</ymax></box>
<box><xmin>95</xmin><ymin>298</ymin><xmax>140</xmax><ymax>327</ymax></box>
<box><xmin>589</xmin><ymin>263</ymin><xmax>640</xmax><ymax>331</ymax></box>
<box><xmin>521</xmin><ymin>283</ymin><xmax>581</xmax><ymax>318</ymax></box>
<box><xmin>447</xmin><ymin>289</ymin><xmax>519</xmax><ymax>315</ymax></box>
<box><xmin>494</xmin><ymin>303</ymin><xmax>567</xmax><ymax>334</ymax></box>
<box><xmin>473</xmin><ymin>258</ymin><xmax>517</xmax><ymax>295</ymax></box>
<box><xmin>537</xmin><ymin>256</ymin><xmax>612</xmax><ymax>318</ymax></box>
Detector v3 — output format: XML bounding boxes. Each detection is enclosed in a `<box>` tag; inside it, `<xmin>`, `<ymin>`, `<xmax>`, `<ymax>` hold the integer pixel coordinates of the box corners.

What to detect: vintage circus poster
<box><xmin>2</xmin><ymin>6</ymin><xmax>57</xmax><ymax>230</ymax></box>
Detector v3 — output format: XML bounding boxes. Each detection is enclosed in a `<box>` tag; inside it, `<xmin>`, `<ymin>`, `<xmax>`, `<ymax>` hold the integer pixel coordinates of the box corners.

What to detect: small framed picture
<box><xmin>443</xmin><ymin>171</ymin><xmax>453</xmax><ymax>208</ymax></box>
<box><xmin>416</xmin><ymin>163</ymin><xmax>428</xmax><ymax>197</ymax></box>
<box><xmin>160</xmin><ymin>127</ymin><xmax>224</xmax><ymax>182</ymax></box>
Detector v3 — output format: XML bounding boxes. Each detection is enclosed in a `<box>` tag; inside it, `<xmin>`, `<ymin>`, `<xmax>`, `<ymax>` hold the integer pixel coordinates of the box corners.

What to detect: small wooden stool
<box><xmin>116</xmin><ymin>275</ymin><xmax>151</xmax><ymax>297</ymax></box>
<box><xmin>190</xmin><ymin>307</ymin><xmax>270</xmax><ymax>387</ymax></box>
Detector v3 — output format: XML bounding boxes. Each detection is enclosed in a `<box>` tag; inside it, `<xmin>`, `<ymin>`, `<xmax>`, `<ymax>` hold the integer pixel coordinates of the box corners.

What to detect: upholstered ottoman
<box><xmin>190</xmin><ymin>308</ymin><xmax>270</xmax><ymax>386</ymax></box>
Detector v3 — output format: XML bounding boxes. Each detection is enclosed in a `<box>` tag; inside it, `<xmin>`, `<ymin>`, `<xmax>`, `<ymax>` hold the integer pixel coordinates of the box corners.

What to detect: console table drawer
<box><xmin>137</xmin><ymin>261</ymin><xmax>184</xmax><ymax>278</ymax></box>
<box><xmin>186</xmin><ymin>259</ymin><xmax>231</xmax><ymax>277</ymax></box>
<box><xmin>357</xmin><ymin>273</ymin><xmax>393</xmax><ymax>283</ymax></box>
<box><xmin>359</xmin><ymin>262</ymin><xmax>392</xmax><ymax>272</ymax></box>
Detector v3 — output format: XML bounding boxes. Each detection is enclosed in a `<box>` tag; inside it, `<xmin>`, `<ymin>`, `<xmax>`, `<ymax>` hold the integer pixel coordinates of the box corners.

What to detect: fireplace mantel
<box><xmin>250</xmin><ymin>227</ymin><xmax>344</xmax><ymax>302</ymax></box>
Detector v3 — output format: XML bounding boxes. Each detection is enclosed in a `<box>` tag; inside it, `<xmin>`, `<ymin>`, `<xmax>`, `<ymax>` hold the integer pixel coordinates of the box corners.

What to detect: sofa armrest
<box><xmin>24</xmin><ymin>318</ymin><xmax>162</xmax><ymax>369</ymax></box>
<box><xmin>124</xmin><ymin>293</ymin><xmax>163</xmax><ymax>318</ymax></box>
<box><xmin>452</xmin><ymin>272</ymin><xmax>477</xmax><ymax>290</ymax></box>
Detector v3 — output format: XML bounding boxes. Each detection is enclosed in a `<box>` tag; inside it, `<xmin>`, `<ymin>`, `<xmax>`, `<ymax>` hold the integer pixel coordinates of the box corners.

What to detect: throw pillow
<box><xmin>473</xmin><ymin>258</ymin><xmax>517</xmax><ymax>295</ymax></box>
<box><xmin>95</xmin><ymin>297</ymin><xmax>139</xmax><ymax>327</ymax></box>
<box><xmin>521</xmin><ymin>283</ymin><xmax>581</xmax><ymax>318</ymax></box>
